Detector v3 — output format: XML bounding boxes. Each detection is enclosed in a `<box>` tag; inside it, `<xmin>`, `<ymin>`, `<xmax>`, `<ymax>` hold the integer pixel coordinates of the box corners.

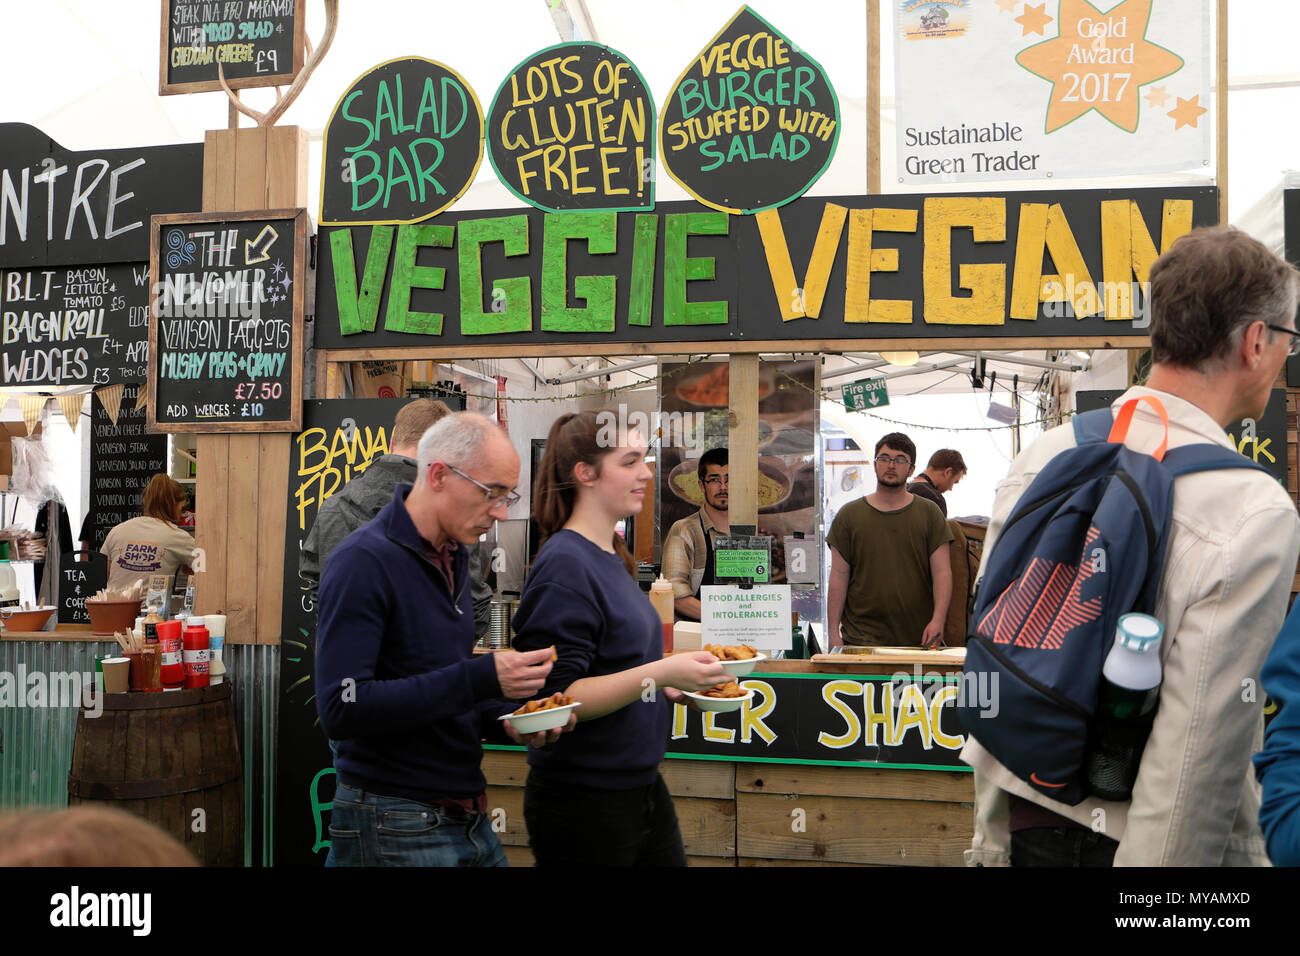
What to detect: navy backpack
<box><xmin>957</xmin><ymin>396</ymin><xmax>1269</xmax><ymax>805</ymax></box>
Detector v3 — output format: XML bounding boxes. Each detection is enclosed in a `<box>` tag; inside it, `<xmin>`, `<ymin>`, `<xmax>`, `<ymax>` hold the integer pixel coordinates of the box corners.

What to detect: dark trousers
<box><xmin>1011</xmin><ymin>826</ymin><xmax>1120</xmax><ymax>867</ymax></box>
<box><xmin>524</xmin><ymin>773</ymin><xmax>686</xmax><ymax>867</ymax></box>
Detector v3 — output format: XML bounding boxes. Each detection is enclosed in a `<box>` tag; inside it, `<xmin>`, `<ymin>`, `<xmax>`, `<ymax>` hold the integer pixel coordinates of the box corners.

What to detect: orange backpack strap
<box><xmin>1106</xmin><ymin>396</ymin><xmax>1169</xmax><ymax>461</ymax></box>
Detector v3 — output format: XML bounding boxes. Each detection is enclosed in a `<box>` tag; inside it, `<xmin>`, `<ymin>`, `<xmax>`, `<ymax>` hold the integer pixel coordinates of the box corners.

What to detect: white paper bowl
<box><xmin>715</xmin><ymin>652</ymin><xmax>767</xmax><ymax>678</ymax></box>
<box><xmin>682</xmin><ymin>687</ymin><xmax>754</xmax><ymax>713</ymax></box>
<box><xmin>499</xmin><ymin>701</ymin><xmax>581</xmax><ymax>734</ymax></box>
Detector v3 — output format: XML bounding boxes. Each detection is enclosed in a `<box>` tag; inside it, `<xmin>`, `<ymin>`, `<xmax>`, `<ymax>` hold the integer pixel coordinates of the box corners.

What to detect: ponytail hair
<box><xmin>534</xmin><ymin>410</ymin><xmax>636</xmax><ymax>576</ymax></box>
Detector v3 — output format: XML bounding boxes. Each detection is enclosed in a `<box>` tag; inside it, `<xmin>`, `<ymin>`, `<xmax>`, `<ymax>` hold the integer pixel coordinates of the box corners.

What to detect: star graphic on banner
<box><xmin>1016</xmin><ymin>0</ymin><xmax>1184</xmax><ymax>133</ymax></box>
<box><xmin>272</xmin><ymin>259</ymin><xmax>285</xmax><ymax>278</ymax></box>
<box><xmin>281</xmin><ymin>275</ymin><xmax>293</xmax><ymax>291</ymax></box>
<box><xmin>996</xmin><ymin>0</ymin><xmax>1019</xmax><ymax>12</ymax></box>
<box><xmin>1015</xmin><ymin>3</ymin><xmax>1053</xmax><ymax>36</ymax></box>
<box><xmin>1167</xmin><ymin>94</ymin><xmax>1207</xmax><ymax>129</ymax></box>
<box><xmin>1144</xmin><ymin>84</ymin><xmax>1170</xmax><ymax>107</ymax></box>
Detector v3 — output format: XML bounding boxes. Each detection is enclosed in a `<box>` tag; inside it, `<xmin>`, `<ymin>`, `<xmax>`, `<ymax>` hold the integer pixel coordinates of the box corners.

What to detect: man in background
<box><xmin>300</xmin><ymin>398</ymin><xmax>492</xmax><ymax>638</ymax></box>
<box><xmin>827</xmin><ymin>432</ymin><xmax>952</xmax><ymax>648</ymax></box>
<box><xmin>662</xmin><ymin>447</ymin><xmax>728</xmax><ymax>621</ymax></box>
<box><xmin>907</xmin><ymin>449</ymin><xmax>967</xmax><ymax>517</ymax></box>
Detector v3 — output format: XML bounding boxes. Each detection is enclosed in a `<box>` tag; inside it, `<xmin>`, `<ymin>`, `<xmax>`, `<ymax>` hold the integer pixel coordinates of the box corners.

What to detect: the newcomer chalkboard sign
<box><xmin>487</xmin><ymin>43</ymin><xmax>655</xmax><ymax>213</ymax></box>
<box><xmin>160</xmin><ymin>0</ymin><xmax>304</xmax><ymax>96</ymax></box>
<box><xmin>659</xmin><ymin>5</ymin><xmax>840</xmax><ymax>214</ymax></box>
<box><xmin>147</xmin><ymin>208</ymin><xmax>306</xmax><ymax>432</ymax></box>
<box><xmin>320</xmin><ymin>57</ymin><xmax>485</xmax><ymax>226</ymax></box>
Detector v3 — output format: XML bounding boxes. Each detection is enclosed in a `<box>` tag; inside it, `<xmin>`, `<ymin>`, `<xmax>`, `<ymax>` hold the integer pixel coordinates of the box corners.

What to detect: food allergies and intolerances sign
<box><xmin>894</xmin><ymin>0</ymin><xmax>1210</xmax><ymax>184</ymax></box>
<box><xmin>701</xmin><ymin>584</ymin><xmax>792</xmax><ymax>650</ymax></box>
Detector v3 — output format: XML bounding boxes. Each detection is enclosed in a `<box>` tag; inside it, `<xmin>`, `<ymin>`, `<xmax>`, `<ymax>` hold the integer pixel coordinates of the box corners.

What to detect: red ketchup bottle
<box><xmin>182</xmin><ymin>618</ymin><xmax>211</xmax><ymax>689</ymax></box>
<box><xmin>157</xmin><ymin>620</ymin><xmax>185</xmax><ymax>691</ymax></box>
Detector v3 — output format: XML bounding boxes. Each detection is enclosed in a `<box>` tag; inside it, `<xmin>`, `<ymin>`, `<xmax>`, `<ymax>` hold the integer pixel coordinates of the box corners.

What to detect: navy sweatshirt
<box><xmin>512</xmin><ymin>529</ymin><xmax>668</xmax><ymax>789</ymax></box>
<box><xmin>315</xmin><ymin>484</ymin><xmax>508</xmax><ymax>802</ymax></box>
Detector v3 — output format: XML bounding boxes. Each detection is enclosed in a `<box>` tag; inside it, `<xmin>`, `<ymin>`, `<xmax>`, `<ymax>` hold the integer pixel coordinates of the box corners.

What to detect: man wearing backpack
<box><xmin>963</xmin><ymin>225</ymin><xmax>1300</xmax><ymax>866</ymax></box>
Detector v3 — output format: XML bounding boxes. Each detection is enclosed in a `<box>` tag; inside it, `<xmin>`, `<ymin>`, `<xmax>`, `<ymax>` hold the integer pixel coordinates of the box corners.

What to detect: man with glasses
<box><xmin>826</xmin><ymin>432</ymin><xmax>953</xmax><ymax>649</ymax></box>
<box><xmin>965</xmin><ymin>226</ymin><xmax>1300</xmax><ymax>867</ymax></box>
<box><xmin>663</xmin><ymin>446</ymin><xmax>729</xmax><ymax>620</ymax></box>
<box><xmin>316</xmin><ymin>412</ymin><xmax>568</xmax><ymax>866</ymax></box>
<box><xmin>301</xmin><ymin>398</ymin><xmax>493</xmax><ymax>639</ymax></box>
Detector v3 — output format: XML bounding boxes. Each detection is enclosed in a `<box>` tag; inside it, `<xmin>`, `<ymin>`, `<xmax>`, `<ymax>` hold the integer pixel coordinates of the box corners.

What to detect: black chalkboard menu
<box><xmin>0</xmin><ymin>263</ymin><xmax>153</xmax><ymax>387</ymax></box>
<box><xmin>160</xmin><ymin>0</ymin><xmax>303</xmax><ymax>95</ymax></box>
<box><xmin>84</xmin><ymin>383</ymin><xmax>171</xmax><ymax>553</ymax></box>
<box><xmin>147</xmin><ymin>208</ymin><xmax>306</xmax><ymax>432</ymax></box>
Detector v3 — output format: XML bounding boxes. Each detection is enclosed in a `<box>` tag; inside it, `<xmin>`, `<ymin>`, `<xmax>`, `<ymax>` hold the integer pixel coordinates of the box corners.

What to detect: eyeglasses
<box><xmin>874</xmin><ymin>455</ymin><xmax>911</xmax><ymax>467</ymax></box>
<box><xmin>441</xmin><ymin>463</ymin><xmax>521</xmax><ymax>507</ymax></box>
<box><xmin>1266</xmin><ymin>323</ymin><xmax>1300</xmax><ymax>356</ymax></box>
<box><xmin>702</xmin><ymin>475</ymin><xmax>729</xmax><ymax>487</ymax></box>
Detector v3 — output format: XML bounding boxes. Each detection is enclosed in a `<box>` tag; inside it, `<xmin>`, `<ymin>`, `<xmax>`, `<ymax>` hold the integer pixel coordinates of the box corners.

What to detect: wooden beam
<box><xmin>318</xmin><ymin>336</ymin><xmax>1155</xmax><ymax>363</ymax></box>
<box><xmin>728</xmin><ymin>354</ymin><xmax>760</xmax><ymax>531</ymax></box>
<box><xmin>867</xmin><ymin>0</ymin><xmax>881</xmax><ymax>194</ymax></box>
<box><xmin>1217</xmin><ymin>0</ymin><xmax>1228</xmax><ymax>223</ymax></box>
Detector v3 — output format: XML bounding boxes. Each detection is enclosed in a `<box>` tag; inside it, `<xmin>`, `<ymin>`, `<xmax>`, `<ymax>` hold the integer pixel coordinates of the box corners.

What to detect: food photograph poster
<box><xmin>658</xmin><ymin>359</ymin><xmax>818</xmax><ymax>583</ymax></box>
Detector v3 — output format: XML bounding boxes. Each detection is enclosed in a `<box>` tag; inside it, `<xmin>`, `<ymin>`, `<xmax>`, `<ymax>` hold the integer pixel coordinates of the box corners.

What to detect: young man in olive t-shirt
<box><xmin>827</xmin><ymin>432</ymin><xmax>953</xmax><ymax>648</ymax></box>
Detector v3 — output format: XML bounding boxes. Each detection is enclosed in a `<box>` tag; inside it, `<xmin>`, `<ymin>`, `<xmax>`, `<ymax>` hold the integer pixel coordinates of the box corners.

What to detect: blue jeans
<box><xmin>327</xmin><ymin>783</ymin><xmax>507</xmax><ymax>867</ymax></box>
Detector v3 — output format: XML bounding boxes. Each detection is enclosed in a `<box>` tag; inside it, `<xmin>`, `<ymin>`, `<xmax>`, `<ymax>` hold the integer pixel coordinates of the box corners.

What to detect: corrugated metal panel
<box><xmin>223</xmin><ymin>643</ymin><xmax>278</xmax><ymax>867</ymax></box>
<box><xmin>0</xmin><ymin>641</ymin><xmax>115</xmax><ymax>809</ymax></box>
<box><xmin>0</xmin><ymin>640</ymin><xmax>279</xmax><ymax>868</ymax></box>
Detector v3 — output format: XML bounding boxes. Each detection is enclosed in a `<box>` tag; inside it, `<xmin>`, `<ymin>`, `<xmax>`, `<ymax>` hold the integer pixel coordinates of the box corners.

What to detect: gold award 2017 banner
<box><xmin>894</xmin><ymin>0</ymin><xmax>1210</xmax><ymax>184</ymax></box>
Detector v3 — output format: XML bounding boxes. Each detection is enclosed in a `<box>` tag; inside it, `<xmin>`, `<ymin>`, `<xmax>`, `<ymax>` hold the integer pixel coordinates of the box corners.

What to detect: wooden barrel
<box><xmin>68</xmin><ymin>683</ymin><xmax>243</xmax><ymax>866</ymax></box>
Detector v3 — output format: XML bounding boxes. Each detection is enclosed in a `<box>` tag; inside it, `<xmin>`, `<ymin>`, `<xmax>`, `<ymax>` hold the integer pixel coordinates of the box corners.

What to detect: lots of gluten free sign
<box><xmin>700</xmin><ymin>584</ymin><xmax>791</xmax><ymax>650</ymax></box>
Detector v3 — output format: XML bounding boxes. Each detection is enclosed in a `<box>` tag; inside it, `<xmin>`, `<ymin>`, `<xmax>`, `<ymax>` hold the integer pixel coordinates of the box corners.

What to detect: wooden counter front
<box><xmin>486</xmin><ymin>655</ymin><xmax>975</xmax><ymax>867</ymax></box>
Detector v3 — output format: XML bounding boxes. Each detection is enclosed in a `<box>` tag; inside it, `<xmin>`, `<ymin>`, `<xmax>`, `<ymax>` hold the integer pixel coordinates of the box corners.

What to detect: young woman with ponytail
<box><xmin>511</xmin><ymin>410</ymin><xmax>730</xmax><ymax>866</ymax></box>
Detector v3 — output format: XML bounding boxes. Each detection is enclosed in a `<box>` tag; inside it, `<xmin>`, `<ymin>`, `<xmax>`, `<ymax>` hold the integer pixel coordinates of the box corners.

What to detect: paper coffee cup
<box><xmin>102</xmin><ymin>657</ymin><xmax>131</xmax><ymax>694</ymax></box>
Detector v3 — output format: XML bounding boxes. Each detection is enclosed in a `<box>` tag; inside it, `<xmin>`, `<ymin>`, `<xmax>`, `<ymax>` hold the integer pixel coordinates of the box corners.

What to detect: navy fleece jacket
<box><xmin>511</xmin><ymin>530</ymin><xmax>668</xmax><ymax>790</ymax></box>
<box><xmin>1256</xmin><ymin>598</ymin><xmax>1300</xmax><ymax>865</ymax></box>
<box><xmin>315</xmin><ymin>483</ymin><xmax>507</xmax><ymax>802</ymax></box>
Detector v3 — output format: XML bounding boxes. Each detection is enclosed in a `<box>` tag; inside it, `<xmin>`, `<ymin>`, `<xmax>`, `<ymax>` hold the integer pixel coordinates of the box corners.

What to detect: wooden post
<box><xmin>1216</xmin><ymin>0</ymin><xmax>1228</xmax><ymax>223</ymax></box>
<box><xmin>867</xmin><ymin>0</ymin><xmax>881</xmax><ymax>194</ymax></box>
<box><xmin>728</xmin><ymin>355</ymin><xmax>760</xmax><ymax>532</ymax></box>
<box><xmin>195</xmin><ymin>125</ymin><xmax>309</xmax><ymax>644</ymax></box>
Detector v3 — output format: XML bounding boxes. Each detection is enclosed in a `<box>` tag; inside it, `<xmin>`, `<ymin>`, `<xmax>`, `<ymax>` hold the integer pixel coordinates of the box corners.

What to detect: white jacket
<box><xmin>963</xmin><ymin>386</ymin><xmax>1300</xmax><ymax>866</ymax></box>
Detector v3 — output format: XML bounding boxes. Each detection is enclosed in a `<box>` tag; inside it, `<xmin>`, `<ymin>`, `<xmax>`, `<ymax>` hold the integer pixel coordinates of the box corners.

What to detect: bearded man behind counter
<box><xmin>315</xmin><ymin>413</ymin><xmax>566</xmax><ymax>867</ymax></box>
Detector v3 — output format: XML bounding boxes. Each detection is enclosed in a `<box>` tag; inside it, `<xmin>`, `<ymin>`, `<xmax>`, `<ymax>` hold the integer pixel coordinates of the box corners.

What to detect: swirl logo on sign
<box><xmin>319</xmin><ymin>56</ymin><xmax>486</xmax><ymax>226</ymax></box>
<box><xmin>659</xmin><ymin>5</ymin><xmax>841</xmax><ymax>214</ymax></box>
<box><xmin>166</xmin><ymin>229</ymin><xmax>198</xmax><ymax>269</ymax></box>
